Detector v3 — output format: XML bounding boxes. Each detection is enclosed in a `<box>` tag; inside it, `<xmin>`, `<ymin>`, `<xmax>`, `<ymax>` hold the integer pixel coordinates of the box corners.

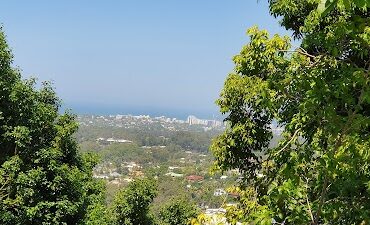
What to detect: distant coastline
<box><xmin>61</xmin><ymin>102</ymin><xmax>224</xmax><ymax>121</ymax></box>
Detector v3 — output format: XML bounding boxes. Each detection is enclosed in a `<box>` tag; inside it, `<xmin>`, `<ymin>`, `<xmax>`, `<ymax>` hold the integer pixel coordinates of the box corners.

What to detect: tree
<box><xmin>211</xmin><ymin>1</ymin><xmax>369</xmax><ymax>224</ymax></box>
<box><xmin>112</xmin><ymin>178</ymin><xmax>158</xmax><ymax>225</ymax></box>
<box><xmin>159</xmin><ymin>197</ymin><xmax>199</xmax><ymax>225</ymax></box>
<box><xmin>0</xmin><ymin>28</ymin><xmax>107</xmax><ymax>225</ymax></box>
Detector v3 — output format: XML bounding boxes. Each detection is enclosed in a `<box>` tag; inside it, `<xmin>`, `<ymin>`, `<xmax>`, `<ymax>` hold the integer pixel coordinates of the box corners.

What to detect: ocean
<box><xmin>60</xmin><ymin>102</ymin><xmax>224</xmax><ymax>121</ymax></box>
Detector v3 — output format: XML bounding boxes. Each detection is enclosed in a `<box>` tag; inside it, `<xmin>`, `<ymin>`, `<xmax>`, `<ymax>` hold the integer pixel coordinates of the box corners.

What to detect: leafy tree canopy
<box><xmin>159</xmin><ymin>197</ymin><xmax>199</xmax><ymax>225</ymax></box>
<box><xmin>211</xmin><ymin>0</ymin><xmax>369</xmax><ymax>224</ymax></box>
<box><xmin>0</xmin><ymin>28</ymin><xmax>106</xmax><ymax>225</ymax></box>
<box><xmin>112</xmin><ymin>178</ymin><xmax>158</xmax><ymax>225</ymax></box>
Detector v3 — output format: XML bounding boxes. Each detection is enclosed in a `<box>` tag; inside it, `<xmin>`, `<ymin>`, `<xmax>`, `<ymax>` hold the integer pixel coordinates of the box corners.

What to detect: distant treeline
<box><xmin>76</xmin><ymin>125</ymin><xmax>220</xmax><ymax>153</ymax></box>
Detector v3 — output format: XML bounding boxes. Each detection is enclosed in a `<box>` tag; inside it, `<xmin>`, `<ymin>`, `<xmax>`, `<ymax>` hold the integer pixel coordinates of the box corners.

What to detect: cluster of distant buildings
<box><xmin>187</xmin><ymin>115</ymin><xmax>224</xmax><ymax>127</ymax></box>
<box><xmin>93</xmin><ymin>161</ymin><xmax>144</xmax><ymax>185</ymax></box>
<box><xmin>114</xmin><ymin>114</ymin><xmax>225</xmax><ymax>127</ymax></box>
<box><xmin>96</xmin><ymin>137</ymin><xmax>132</xmax><ymax>144</ymax></box>
<box><xmin>78</xmin><ymin>114</ymin><xmax>224</xmax><ymax>129</ymax></box>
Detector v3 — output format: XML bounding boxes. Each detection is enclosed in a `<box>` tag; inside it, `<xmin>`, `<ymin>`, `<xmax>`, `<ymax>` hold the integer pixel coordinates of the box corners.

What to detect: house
<box><xmin>165</xmin><ymin>172</ymin><xmax>184</xmax><ymax>178</ymax></box>
<box><xmin>227</xmin><ymin>192</ymin><xmax>240</xmax><ymax>199</ymax></box>
<box><xmin>110</xmin><ymin>172</ymin><xmax>122</xmax><ymax>178</ymax></box>
<box><xmin>186</xmin><ymin>175</ymin><xmax>204</xmax><ymax>182</ymax></box>
<box><xmin>213</xmin><ymin>189</ymin><xmax>227</xmax><ymax>196</ymax></box>
<box><xmin>168</xmin><ymin>166</ymin><xmax>180</xmax><ymax>170</ymax></box>
<box><xmin>130</xmin><ymin>170</ymin><xmax>144</xmax><ymax>178</ymax></box>
<box><xmin>205</xmin><ymin>208</ymin><xmax>226</xmax><ymax>215</ymax></box>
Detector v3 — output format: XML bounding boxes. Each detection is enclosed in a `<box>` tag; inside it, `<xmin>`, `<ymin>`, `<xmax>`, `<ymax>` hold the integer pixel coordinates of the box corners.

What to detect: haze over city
<box><xmin>0</xmin><ymin>0</ymin><xmax>290</xmax><ymax>119</ymax></box>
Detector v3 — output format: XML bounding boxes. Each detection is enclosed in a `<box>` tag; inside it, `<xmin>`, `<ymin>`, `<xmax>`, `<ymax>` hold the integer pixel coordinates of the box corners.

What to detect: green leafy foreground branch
<box><xmin>211</xmin><ymin>0</ymin><xmax>370</xmax><ymax>224</ymax></box>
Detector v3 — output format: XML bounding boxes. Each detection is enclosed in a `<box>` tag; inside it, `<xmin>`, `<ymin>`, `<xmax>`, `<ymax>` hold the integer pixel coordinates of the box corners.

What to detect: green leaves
<box><xmin>211</xmin><ymin>27</ymin><xmax>291</xmax><ymax>180</ymax></box>
<box><xmin>112</xmin><ymin>178</ymin><xmax>158</xmax><ymax>225</ymax></box>
<box><xmin>317</xmin><ymin>0</ymin><xmax>369</xmax><ymax>16</ymax></box>
<box><xmin>159</xmin><ymin>197</ymin><xmax>199</xmax><ymax>225</ymax></box>
<box><xmin>212</xmin><ymin>0</ymin><xmax>370</xmax><ymax>224</ymax></box>
<box><xmin>5</xmin><ymin>126</ymin><xmax>31</xmax><ymax>149</ymax></box>
<box><xmin>0</xmin><ymin>27</ymin><xmax>107</xmax><ymax>225</ymax></box>
<box><xmin>317</xmin><ymin>0</ymin><xmax>338</xmax><ymax>16</ymax></box>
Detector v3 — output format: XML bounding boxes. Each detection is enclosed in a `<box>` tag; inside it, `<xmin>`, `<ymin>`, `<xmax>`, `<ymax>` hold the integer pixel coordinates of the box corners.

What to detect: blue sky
<box><xmin>0</xmin><ymin>1</ymin><xmax>291</xmax><ymax>119</ymax></box>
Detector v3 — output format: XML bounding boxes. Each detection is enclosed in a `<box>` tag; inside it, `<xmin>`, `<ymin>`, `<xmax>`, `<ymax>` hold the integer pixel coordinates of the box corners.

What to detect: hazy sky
<box><xmin>0</xmin><ymin>1</ymin><xmax>291</xmax><ymax>119</ymax></box>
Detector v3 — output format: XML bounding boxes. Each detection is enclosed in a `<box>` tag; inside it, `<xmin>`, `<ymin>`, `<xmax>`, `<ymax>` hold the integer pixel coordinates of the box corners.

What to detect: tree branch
<box><xmin>278</xmin><ymin>49</ymin><xmax>316</xmax><ymax>59</ymax></box>
<box><xmin>313</xmin><ymin>84</ymin><xmax>366</xmax><ymax>224</ymax></box>
<box><xmin>274</xmin><ymin>128</ymin><xmax>301</xmax><ymax>156</ymax></box>
<box><xmin>304</xmin><ymin>179</ymin><xmax>314</xmax><ymax>223</ymax></box>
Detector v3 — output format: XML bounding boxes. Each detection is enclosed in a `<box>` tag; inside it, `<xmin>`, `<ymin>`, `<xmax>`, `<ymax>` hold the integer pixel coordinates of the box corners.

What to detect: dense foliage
<box><xmin>77</xmin><ymin>125</ymin><xmax>217</xmax><ymax>153</ymax></box>
<box><xmin>0</xmin><ymin>29</ymin><xmax>107</xmax><ymax>224</ymax></box>
<box><xmin>159</xmin><ymin>197</ymin><xmax>199</xmax><ymax>225</ymax></box>
<box><xmin>112</xmin><ymin>178</ymin><xmax>158</xmax><ymax>225</ymax></box>
<box><xmin>211</xmin><ymin>0</ymin><xmax>370</xmax><ymax>224</ymax></box>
